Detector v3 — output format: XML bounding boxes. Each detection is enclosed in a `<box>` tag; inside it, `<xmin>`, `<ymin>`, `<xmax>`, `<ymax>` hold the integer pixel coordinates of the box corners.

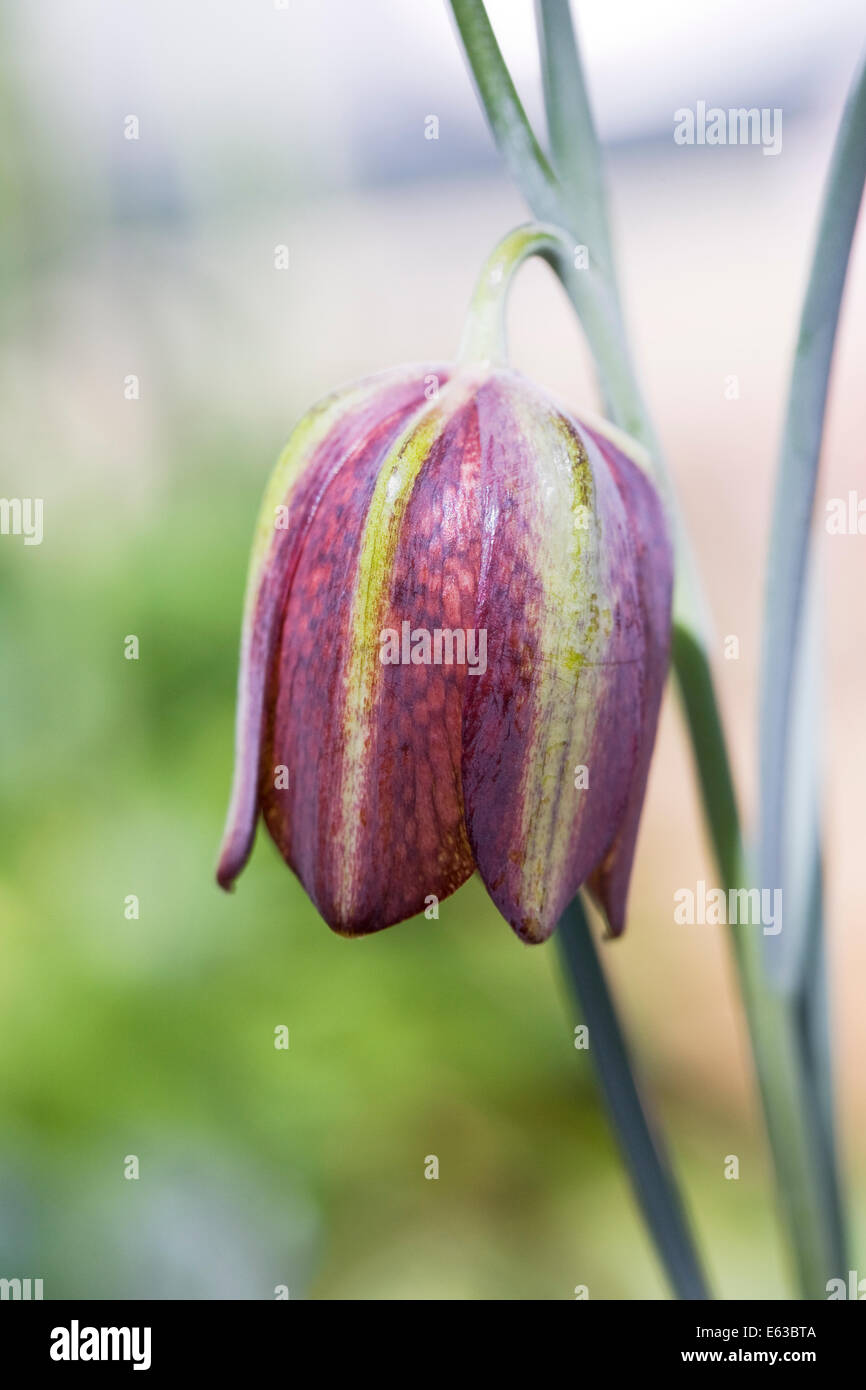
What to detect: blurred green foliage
<box><xmin>0</xmin><ymin>437</ymin><xmax>792</xmax><ymax>1297</ymax></box>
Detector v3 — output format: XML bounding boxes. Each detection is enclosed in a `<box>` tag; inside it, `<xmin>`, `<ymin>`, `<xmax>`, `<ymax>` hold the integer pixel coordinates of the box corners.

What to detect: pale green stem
<box><xmin>559</xmin><ymin>897</ymin><xmax>710</xmax><ymax>1300</ymax></box>
<box><xmin>451</xmin><ymin>0</ymin><xmax>849</xmax><ymax>1298</ymax></box>
<box><xmin>461</xmin><ymin>215</ymin><xmax>834</xmax><ymax>1297</ymax></box>
<box><xmin>460</xmin><ymin>223</ymin><xmax>711</xmax><ymax>1300</ymax></box>
<box><xmin>755</xmin><ymin>53</ymin><xmax>866</xmax><ymax>1282</ymax></box>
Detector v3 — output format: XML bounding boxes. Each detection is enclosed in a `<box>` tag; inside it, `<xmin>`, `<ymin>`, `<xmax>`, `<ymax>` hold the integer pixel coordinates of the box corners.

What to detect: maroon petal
<box><xmin>461</xmin><ymin>371</ymin><xmax>657</xmax><ymax>942</ymax></box>
<box><xmin>260</xmin><ymin>373</ymin><xmax>484</xmax><ymax>934</ymax></box>
<box><xmin>217</xmin><ymin>368</ymin><xmax>444</xmax><ymax>893</ymax></box>
<box><xmin>581</xmin><ymin>422</ymin><xmax>674</xmax><ymax>935</ymax></box>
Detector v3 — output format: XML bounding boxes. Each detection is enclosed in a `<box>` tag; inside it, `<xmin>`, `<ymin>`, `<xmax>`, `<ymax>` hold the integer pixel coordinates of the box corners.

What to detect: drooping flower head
<box><xmin>217</xmin><ymin>225</ymin><xmax>673</xmax><ymax>942</ymax></box>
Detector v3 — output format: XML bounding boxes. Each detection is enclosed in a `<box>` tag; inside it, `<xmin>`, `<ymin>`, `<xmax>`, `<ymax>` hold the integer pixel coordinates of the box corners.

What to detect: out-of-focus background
<box><xmin>1</xmin><ymin>0</ymin><xmax>864</xmax><ymax>1300</ymax></box>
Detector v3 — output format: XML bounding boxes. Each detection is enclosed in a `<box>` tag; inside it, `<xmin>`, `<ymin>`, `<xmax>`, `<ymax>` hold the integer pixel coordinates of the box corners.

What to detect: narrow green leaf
<box><xmin>755</xmin><ymin>55</ymin><xmax>866</xmax><ymax>1282</ymax></box>
<box><xmin>759</xmin><ymin>52</ymin><xmax>866</xmax><ymax>989</ymax></box>
<box><xmin>799</xmin><ymin>919</ymin><xmax>847</xmax><ymax>1275</ymax></box>
<box><xmin>448</xmin><ymin>0</ymin><xmax>563</xmax><ymax>224</ymax></box>
<box><xmin>782</xmin><ymin>559</ymin><xmax>847</xmax><ymax>1272</ymax></box>
<box><xmin>535</xmin><ymin>0</ymin><xmax>616</xmax><ymax>281</ymax></box>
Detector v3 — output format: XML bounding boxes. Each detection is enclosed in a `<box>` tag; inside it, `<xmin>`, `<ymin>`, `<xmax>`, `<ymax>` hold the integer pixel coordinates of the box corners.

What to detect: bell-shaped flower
<box><xmin>217</xmin><ymin>225</ymin><xmax>673</xmax><ymax>942</ymax></box>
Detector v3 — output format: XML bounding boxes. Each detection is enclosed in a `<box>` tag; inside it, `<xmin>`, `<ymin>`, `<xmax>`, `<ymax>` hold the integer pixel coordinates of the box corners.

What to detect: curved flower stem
<box><xmin>450</xmin><ymin>0</ymin><xmax>852</xmax><ymax>1298</ymax></box>
<box><xmin>458</xmin><ymin>221</ymin><xmax>611</xmax><ymax>369</ymax></box>
<box><xmin>558</xmin><ymin>896</ymin><xmax>711</xmax><ymax>1300</ymax></box>
<box><xmin>459</xmin><ymin>220</ymin><xmax>710</xmax><ymax>1299</ymax></box>
<box><xmin>457</xmin><ymin>223</ymin><xmax>571</xmax><ymax>364</ymax></box>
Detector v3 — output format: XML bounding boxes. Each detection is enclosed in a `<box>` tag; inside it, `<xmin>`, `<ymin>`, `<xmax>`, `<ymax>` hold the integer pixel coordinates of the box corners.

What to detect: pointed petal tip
<box><xmin>600</xmin><ymin>913</ymin><xmax>626</xmax><ymax>942</ymax></box>
<box><xmin>215</xmin><ymin>823</ymin><xmax>255</xmax><ymax>893</ymax></box>
<box><xmin>310</xmin><ymin>872</ymin><xmax>477</xmax><ymax>939</ymax></box>
<box><xmin>589</xmin><ymin>861</ymin><xmax>630</xmax><ymax>939</ymax></box>
<box><xmin>502</xmin><ymin>884</ymin><xmax>628</xmax><ymax>946</ymax></box>
<box><xmin>324</xmin><ymin>917</ymin><xmax>389</xmax><ymax>941</ymax></box>
<box><xmin>514</xmin><ymin>923</ymin><xmax>556</xmax><ymax>947</ymax></box>
<box><xmin>482</xmin><ymin>883</ymin><xmax>561</xmax><ymax>946</ymax></box>
<box><xmin>215</xmin><ymin>862</ymin><xmax>235</xmax><ymax>893</ymax></box>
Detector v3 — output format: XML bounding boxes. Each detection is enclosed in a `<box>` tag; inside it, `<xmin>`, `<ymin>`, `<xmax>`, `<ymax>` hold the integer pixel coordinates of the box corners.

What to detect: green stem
<box><xmin>728</xmin><ymin>908</ymin><xmax>835</xmax><ymax>1298</ymax></box>
<box><xmin>450</xmin><ymin>0</ymin><xmax>844</xmax><ymax>1298</ymax></box>
<box><xmin>558</xmin><ymin>897</ymin><xmax>710</xmax><ymax>1300</ymax></box>
<box><xmin>759</xmin><ymin>54</ymin><xmax>866</xmax><ymax>957</ymax></box>
<box><xmin>756</xmin><ymin>53</ymin><xmax>866</xmax><ymax>1282</ymax></box>
<box><xmin>457</xmin><ymin>223</ymin><xmax>571</xmax><ymax>365</ymax></box>
<box><xmin>449</xmin><ymin>0</ymin><xmax>564</xmax><ymax>225</ymax></box>
<box><xmin>462</xmin><ymin>219</ymin><xmax>832</xmax><ymax>1296</ymax></box>
<box><xmin>535</xmin><ymin>0</ymin><xmax>619</xmax><ymax>289</ymax></box>
<box><xmin>460</xmin><ymin>221</ymin><xmax>710</xmax><ymax>1299</ymax></box>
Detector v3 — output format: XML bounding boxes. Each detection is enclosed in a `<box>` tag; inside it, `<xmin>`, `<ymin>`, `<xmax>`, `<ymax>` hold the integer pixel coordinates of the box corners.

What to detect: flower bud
<box><xmin>217</xmin><ymin>227</ymin><xmax>673</xmax><ymax>943</ymax></box>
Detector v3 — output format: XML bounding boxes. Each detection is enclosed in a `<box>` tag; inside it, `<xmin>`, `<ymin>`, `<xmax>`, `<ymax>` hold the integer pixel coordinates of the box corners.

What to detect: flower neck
<box><xmin>457</xmin><ymin>222</ymin><xmax>575</xmax><ymax>367</ymax></box>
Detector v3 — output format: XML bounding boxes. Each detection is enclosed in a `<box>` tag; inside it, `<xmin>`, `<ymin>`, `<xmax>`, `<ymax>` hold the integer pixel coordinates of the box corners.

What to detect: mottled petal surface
<box><xmin>581</xmin><ymin>422</ymin><xmax>674</xmax><ymax>935</ymax></box>
<box><xmin>218</xmin><ymin>356</ymin><xmax>672</xmax><ymax>947</ymax></box>
<box><xmin>462</xmin><ymin>373</ymin><xmax>651</xmax><ymax>942</ymax></box>
<box><xmin>217</xmin><ymin>367</ymin><xmax>446</xmax><ymax>892</ymax></box>
<box><xmin>261</xmin><ymin>373</ymin><xmax>484</xmax><ymax>934</ymax></box>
